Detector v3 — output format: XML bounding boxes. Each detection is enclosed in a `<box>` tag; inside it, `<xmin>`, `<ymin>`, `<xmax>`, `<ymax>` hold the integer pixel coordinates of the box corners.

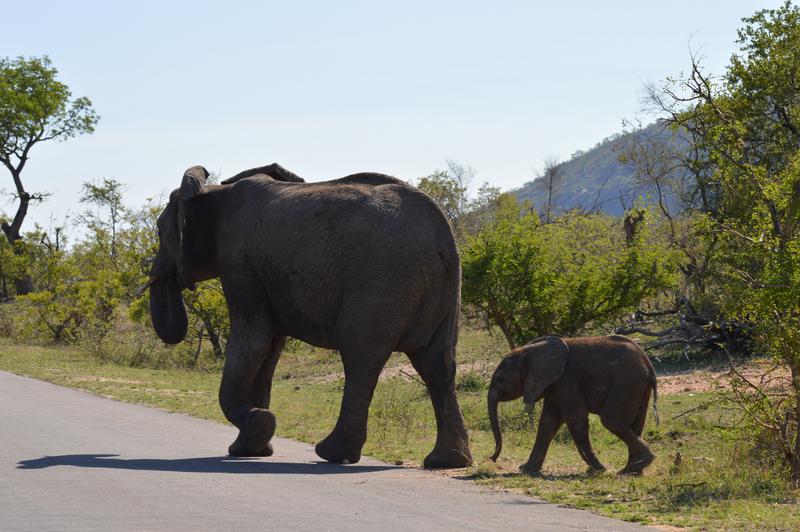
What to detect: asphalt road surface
<box><xmin>0</xmin><ymin>370</ymin><xmax>648</xmax><ymax>531</ymax></box>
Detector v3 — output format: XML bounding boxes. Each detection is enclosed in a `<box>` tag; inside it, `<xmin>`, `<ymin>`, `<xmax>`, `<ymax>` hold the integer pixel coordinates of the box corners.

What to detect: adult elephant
<box><xmin>146</xmin><ymin>163</ymin><xmax>472</xmax><ymax>469</ymax></box>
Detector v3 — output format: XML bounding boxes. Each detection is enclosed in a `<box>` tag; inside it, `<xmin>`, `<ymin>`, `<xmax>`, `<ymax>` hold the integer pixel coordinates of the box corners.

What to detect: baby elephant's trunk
<box><xmin>488</xmin><ymin>389</ymin><xmax>502</xmax><ymax>461</ymax></box>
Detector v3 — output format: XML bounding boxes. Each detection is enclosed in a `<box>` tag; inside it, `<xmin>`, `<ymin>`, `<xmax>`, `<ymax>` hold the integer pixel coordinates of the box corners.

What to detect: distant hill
<box><xmin>514</xmin><ymin>122</ymin><xmax>671</xmax><ymax>216</ymax></box>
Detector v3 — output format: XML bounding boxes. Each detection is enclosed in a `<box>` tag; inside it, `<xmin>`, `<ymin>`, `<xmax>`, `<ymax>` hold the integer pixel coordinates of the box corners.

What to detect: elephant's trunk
<box><xmin>488</xmin><ymin>388</ymin><xmax>503</xmax><ymax>462</ymax></box>
<box><xmin>149</xmin><ymin>274</ymin><xmax>188</xmax><ymax>345</ymax></box>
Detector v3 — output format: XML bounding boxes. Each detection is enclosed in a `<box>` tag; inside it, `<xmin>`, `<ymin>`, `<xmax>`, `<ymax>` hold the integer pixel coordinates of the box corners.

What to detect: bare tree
<box><xmin>416</xmin><ymin>159</ymin><xmax>476</xmax><ymax>239</ymax></box>
<box><xmin>540</xmin><ymin>156</ymin><xmax>561</xmax><ymax>224</ymax></box>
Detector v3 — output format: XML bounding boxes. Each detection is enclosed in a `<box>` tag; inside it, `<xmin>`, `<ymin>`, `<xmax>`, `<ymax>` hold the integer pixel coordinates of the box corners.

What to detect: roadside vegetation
<box><xmin>3</xmin><ymin>3</ymin><xmax>800</xmax><ymax>530</ymax></box>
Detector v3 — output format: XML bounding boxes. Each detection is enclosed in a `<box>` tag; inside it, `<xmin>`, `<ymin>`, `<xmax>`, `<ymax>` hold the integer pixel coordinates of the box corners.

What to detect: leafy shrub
<box><xmin>462</xmin><ymin>201</ymin><xmax>679</xmax><ymax>348</ymax></box>
<box><xmin>456</xmin><ymin>370</ymin><xmax>488</xmax><ymax>392</ymax></box>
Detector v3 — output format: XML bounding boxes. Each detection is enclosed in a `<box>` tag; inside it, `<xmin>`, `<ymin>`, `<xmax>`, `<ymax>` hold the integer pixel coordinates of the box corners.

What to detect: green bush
<box><xmin>462</xmin><ymin>200</ymin><xmax>679</xmax><ymax>348</ymax></box>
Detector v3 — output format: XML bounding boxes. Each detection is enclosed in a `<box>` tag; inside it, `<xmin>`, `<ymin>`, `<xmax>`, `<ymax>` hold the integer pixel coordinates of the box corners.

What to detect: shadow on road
<box><xmin>17</xmin><ymin>454</ymin><xmax>402</xmax><ymax>475</ymax></box>
<box><xmin>453</xmin><ymin>470</ymin><xmax>600</xmax><ymax>482</ymax></box>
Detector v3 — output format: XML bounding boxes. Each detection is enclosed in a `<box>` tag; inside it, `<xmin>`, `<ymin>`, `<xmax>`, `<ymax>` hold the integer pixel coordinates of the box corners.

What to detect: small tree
<box><xmin>416</xmin><ymin>160</ymin><xmax>503</xmax><ymax>239</ymax></box>
<box><xmin>416</xmin><ymin>160</ymin><xmax>474</xmax><ymax>237</ymax></box>
<box><xmin>0</xmin><ymin>56</ymin><xmax>98</xmax><ymax>293</ymax></box>
<box><xmin>79</xmin><ymin>178</ymin><xmax>126</xmax><ymax>264</ymax></box>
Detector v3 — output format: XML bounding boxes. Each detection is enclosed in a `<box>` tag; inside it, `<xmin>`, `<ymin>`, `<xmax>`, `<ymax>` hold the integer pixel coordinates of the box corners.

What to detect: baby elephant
<box><xmin>487</xmin><ymin>335</ymin><xmax>658</xmax><ymax>476</ymax></box>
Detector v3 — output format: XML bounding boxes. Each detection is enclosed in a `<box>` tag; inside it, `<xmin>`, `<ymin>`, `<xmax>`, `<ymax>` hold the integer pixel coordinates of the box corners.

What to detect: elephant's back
<box><xmin>328</xmin><ymin>172</ymin><xmax>407</xmax><ymax>187</ymax></box>
<box><xmin>223</xmin><ymin>175</ymin><xmax>455</xmax><ymax>257</ymax></box>
<box><xmin>567</xmin><ymin>335</ymin><xmax>651</xmax><ymax>379</ymax></box>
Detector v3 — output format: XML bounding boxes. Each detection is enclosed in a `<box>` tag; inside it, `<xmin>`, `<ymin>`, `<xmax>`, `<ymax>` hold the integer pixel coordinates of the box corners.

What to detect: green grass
<box><xmin>1</xmin><ymin>335</ymin><xmax>798</xmax><ymax>530</ymax></box>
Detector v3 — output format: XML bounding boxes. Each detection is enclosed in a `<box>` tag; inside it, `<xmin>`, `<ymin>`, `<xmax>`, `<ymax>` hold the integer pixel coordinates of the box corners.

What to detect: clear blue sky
<box><xmin>0</xmin><ymin>0</ymin><xmax>778</xmax><ymax>229</ymax></box>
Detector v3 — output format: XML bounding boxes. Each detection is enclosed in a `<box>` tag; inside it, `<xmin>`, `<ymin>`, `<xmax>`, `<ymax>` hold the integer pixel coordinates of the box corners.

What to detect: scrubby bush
<box><xmin>462</xmin><ymin>197</ymin><xmax>679</xmax><ymax>348</ymax></box>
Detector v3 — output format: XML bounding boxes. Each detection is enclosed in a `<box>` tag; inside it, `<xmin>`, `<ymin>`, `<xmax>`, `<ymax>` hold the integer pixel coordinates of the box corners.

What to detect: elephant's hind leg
<box><xmin>600</xmin><ymin>414</ymin><xmax>655</xmax><ymax>475</ymax></box>
<box><xmin>407</xmin><ymin>323</ymin><xmax>472</xmax><ymax>469</ymax></box>
<box><xmin>631</xmin><ymin>387</ymin><xmax>652</xmax><ymax>437</ymax></box>
<box><xmin>249</xmin><ymin>336</ymin><xmax>287</xmax><ymax>410</ymax></box>
<box><xmin>315</xmin><ymin>348</ymin><xmax>391</xmax><ymax>464</ymax></box>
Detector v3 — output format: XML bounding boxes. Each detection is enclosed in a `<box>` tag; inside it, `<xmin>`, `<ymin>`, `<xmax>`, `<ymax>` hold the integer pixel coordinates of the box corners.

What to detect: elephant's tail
<box><xmin>650</xmin><ymin>367</ymin><xmax>660</xmax><ymax>427</ymax></box>
<box><xmin>651</xmin><ymin>379</ymin><xmax>660</xmax><ymax>427</ymax></box>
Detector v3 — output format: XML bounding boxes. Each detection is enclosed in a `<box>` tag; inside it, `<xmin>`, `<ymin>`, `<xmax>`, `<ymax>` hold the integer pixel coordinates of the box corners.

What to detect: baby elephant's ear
<box><xmin>521</xmin><ymin>336</ymin><xmax>569</xmax><ymax>405</ymax></box>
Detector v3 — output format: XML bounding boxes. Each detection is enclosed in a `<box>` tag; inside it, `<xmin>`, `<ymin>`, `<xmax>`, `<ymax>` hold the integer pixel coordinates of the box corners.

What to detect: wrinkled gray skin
<box><xmin>488</xmin><ymin>335</ymin><xmax>658</xmax><ymax>475</ymax></box>
<box><xmin>148</xmin><ymin>163</ymin><xmax>472</xmax><ymax>469</ymax></box>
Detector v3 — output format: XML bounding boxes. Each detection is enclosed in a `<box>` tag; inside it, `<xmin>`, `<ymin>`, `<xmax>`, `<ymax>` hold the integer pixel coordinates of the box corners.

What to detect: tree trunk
<box><xmin>791</xmin><ymin>361</ymin><xmax>800</xmax><ymax>485</ymax></box>
<box><xmin>193</xmin><ymin>324</ymin><xmax>204</xmax><ymax>368</ymax></box>
<box><xmin>546</xmin><ymin>185</ymin><xmax>553</xmax><ymax>225</ymax></box>
<box><xmin>0</xmin><ymin>253</ymin><xmax>7</xmax><ymax>301</ymax></box>
<box><xmin>489</xmin><ymin>305</ymin><xmax>517</xmax><ymax>350</ymax></box>
<box><xmin>1</xmin><ymin>186</ymin><xmax>33</xmax><ymax>295</ymax></box>
<box><xmin>203</xmin><ymin>317</ymin><xmax>224</xmax><ymax>360</ymax></box>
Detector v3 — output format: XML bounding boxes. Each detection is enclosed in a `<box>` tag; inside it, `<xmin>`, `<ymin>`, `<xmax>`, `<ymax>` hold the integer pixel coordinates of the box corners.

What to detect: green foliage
<box><xmin>10</xmin><ymin>246</ymin><xmax>125</xmax><ymax>343</ymax></box>
<box><xmin>0</xmin><ymin>177</ymin><xmax>227</xmax><ymax>369</ymax></box>
<box><xmin>79</xmin><ymin>178</ymin><xmax>126</xmax><ymax>262</ymax></box>
<box><xmin>415</xmin><ymin>160</ymin><xmax>503</xmax><ymax>239</ymax></box>
<box><xmin>462</xmin><ymin>198</ymin><xmax>678</xmax><ymax>348</ymax></box>
<box><xmin>455</xmin><ymin>370</ymin><xmax>488</xmax><ymax>392</ymax></box>
<box><xmin>182</xmin><ymin>280</ymin><xmax>229</xmax><ymax>361</ymax></box>
<box><xmin>650</xmin><ymin>0</ymin><xmax>800</xmax><ymax>481</ymax></box>
<box><xmin>0</xmin><ymin>56</ymin><xmax>98</xmax><ymax>152</ymax></box>
<box><xmin>0</xmin><ymin>230</ymin><xmax>30</xmax><ymax>298</ymax></box>
<box><xmin>416</xmin><ymin>169</ymin><xmax>469</xmax><ymax>228</ymax></box>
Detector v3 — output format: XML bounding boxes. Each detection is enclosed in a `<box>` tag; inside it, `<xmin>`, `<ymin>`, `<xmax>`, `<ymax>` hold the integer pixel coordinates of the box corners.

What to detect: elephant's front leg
<box><xmin>565</xmin><ymin>410</ymin><xmax>606</xmax><ymax>474</ymax></box>
<box><xmin>220</xmin><ymin>314</ymin><xmax>278</xmax><ymax>457</ymax></box>
<box><xmin>315</xmin><ymin>351</ymin><xmax>390</xmax><ymax>464</ymax></box>
<box><xmin>520</xmin><ymin>398</ymin><xmax>563</xmax><ymax>476</ymax></box>
<box><xmin>227</xmin><ymin>336</ymin><xmax>286</xmax><ymax>457</ymax></box>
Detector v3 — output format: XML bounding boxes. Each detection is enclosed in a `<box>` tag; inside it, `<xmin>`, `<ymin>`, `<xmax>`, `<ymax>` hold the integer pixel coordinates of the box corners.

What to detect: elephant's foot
<box><xmin>619</xmin><ymin>450</ymin><xmax>655</xmax><ymax>476</ymax></box>
<box><xmin>423</xmin><ymin>446</ymin><xmax>473</xmax><ymax>469</ymax></box>
<box><xmin>315</xmin><ymin>432</ymin><xmax>363</xmax><ymax>464</ymax></box>
<box><xmin>586</xmin><ymin>464</ymin><xmax>607</xmax><ymax>475</ymax></box>
<box><xmin>519</xmin><ymin>462</ymin><xmax>543</xmax><ymax>477</ymax></box>
<box><xmin>229</xmin><ymin>438</ymin><xmax>274</xmax><ymax>457</ymax></box>
<box><xmin>227</xmin><ymin>408</ymin><xmax>276</xmax><ymax>457</ymax></box>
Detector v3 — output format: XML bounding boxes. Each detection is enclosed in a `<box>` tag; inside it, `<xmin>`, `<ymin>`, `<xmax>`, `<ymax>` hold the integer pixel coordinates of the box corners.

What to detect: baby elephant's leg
<box><xmin>600</xmin><ymin>414</ymin><xmax>655</xmax><ymax>475</ymax></box>
<box><xmin>520</xmin><ymin>399</ymin><xmax>563</xmax><ymax>476</ymax></box>
<box><xmin>565</xmin><ymin>409</ymin><xmax>606</xmax><ymax>473</ymax></box>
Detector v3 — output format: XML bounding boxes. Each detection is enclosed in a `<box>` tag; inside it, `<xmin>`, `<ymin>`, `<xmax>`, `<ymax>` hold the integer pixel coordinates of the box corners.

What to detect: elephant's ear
<box><xmin>176</xmin><ymin>165</ymin><xmax>209</xmax><ymax>290</ymax></box>
<box><xmin>221</xmin><ymin>163</ymin><xmax>305</xmax><ymax>185</ymax></box>
<box><xmin>521</xmin><ymin>336</ymin><xmax>569</xmax><ymax>405</ymax></box>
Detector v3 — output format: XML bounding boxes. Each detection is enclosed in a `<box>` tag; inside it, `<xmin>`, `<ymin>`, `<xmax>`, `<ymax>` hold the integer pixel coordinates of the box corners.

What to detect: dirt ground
<box><xmin>656</xmin><ymin>358</ymin><xmax>789</xmax><ymax>395</ymax></box>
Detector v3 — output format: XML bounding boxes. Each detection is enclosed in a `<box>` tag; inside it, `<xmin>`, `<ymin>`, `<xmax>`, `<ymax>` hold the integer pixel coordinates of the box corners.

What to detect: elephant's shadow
<box><xmin>17</xmin><ymin>454</ymin><xmax>402</xmax><ymax>475</ymax></box>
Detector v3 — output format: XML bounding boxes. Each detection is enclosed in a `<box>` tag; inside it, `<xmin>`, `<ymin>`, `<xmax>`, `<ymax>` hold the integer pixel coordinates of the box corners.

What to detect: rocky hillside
<box><xmin>514</xmin><ymin>122</ymin><xmax>671</xmax><ymax>216</ymax></box>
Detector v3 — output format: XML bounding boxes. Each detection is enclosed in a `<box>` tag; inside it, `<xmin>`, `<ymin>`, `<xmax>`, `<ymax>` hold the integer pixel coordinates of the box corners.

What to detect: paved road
<box><xmin>0</xmin><ymin>371</ymin><xmax>647</xmax><ymax>531</ymax></box>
